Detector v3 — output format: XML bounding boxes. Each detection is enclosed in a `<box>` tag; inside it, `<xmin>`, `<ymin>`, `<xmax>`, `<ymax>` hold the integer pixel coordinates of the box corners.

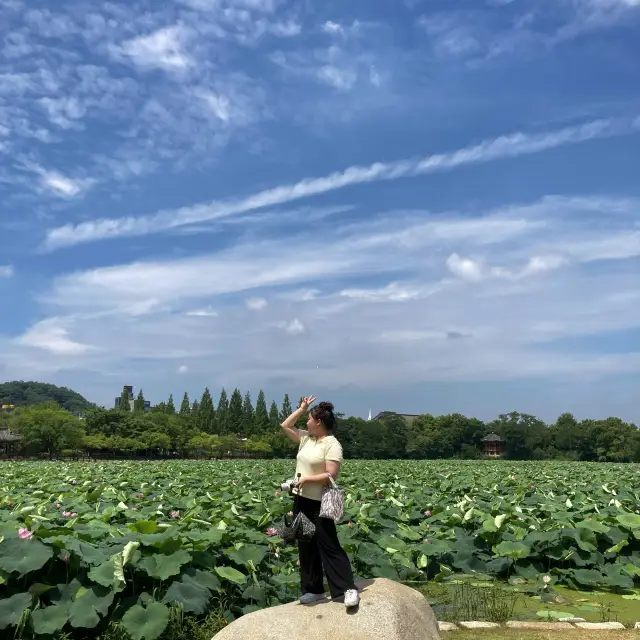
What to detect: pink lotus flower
<box><xmin>56</xmin><ymin>503</ymin><xmax>61</xmax><ymax>508</ymax></box>
<box><xmin>266</xmin><ymin>527</ymin><xmax>278</xmax><ymax>536</ymax></box>
<box><xmin>287</xmin><ymin>511</ymin><xmax>293</xmax><ymax>517</ymax></box>
<box><xmin>170</xmin><ymin>510</ymin><xmax>179</xmax><ymax>519</ymax></box>
<box><xmin>232</xmin><ymin>480</ymin><xmax>237</xmax><ymax>485</ymax></box>
<box><xmin>62</xmin><ymin>555</ymin><xmax>69</xmax><ymax>563</ymax></box>
<box><xmin>71</xmin><ymin>480</ymin><xmax>77</xmax><ymax>485</ymax></box>
<box><xmin>62</xmin><ymin>511</ymin><xmax>72</xmax><ymax>517</ymax></box>
<box><xmin>131</xmin><ymin>507</ymin><xmax>137</xmax><ymax>511</ymax></box>
<box><xmin>424</xmin><ymin>510</ymin><xmax>432</xmax><ymax>517</ymax></box>
<box><xmin>274</xmin><ymin>491</ymin><xmax>280</xmax><ymax>497</ymax></box>
<box><xmin>543</xmin><ymin>575</ymin><xmax>551</xmax><ymax>584</ymax></box>
<box><xmin>71</xmin><ymin>512</ymin><xmax>77</xmax><ymax>517</ymax></box>
<box><xmin>138</xmin><ymin>493</ymin><xmax>144</xmax><ymax>497</ymax></box>
<box><xmin>18</xmin><ymin>528</ymin><xmax>34</xmax><ymax>540</ymax></box>
<box><xmin>530</xmin><ymin>484</ymin><xmax>535</xmax><ymax>488</ymax></box>
<box><xmin>347</xmin><ymin>521</ymin><xmax>352</xmax><ymax>528</ymax></box>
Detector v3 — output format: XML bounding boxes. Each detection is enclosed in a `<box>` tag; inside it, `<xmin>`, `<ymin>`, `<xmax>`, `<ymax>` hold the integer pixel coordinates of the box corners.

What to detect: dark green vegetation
<box><xmin>2</xmin><ymin>383</ymin><xmax>639</xmax><ymax>461</ymax></box>
<box><xmin>0</xmin><ymin>382</ymin><xmax>94</xmax><ymax>415</ymax></box>
<box><xmin>0</xmin><ymin>460</ymin><xmax>638</xmax><ymax>639</ymax></box>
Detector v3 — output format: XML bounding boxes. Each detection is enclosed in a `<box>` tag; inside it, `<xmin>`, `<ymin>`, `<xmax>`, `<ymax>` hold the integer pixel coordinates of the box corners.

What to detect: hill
<box><xmin>0</xmin><ymin>381</ymin><xmax>95</xmax><ymax>414</ymax></box>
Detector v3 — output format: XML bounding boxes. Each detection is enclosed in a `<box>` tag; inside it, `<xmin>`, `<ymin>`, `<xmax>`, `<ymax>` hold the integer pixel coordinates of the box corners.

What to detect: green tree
<box><xmin>280</xmin><ymin>394</ymin><xmax>293</xmax><ymax>422</ymax></box>
<box><xmin>490</xmin><ymin>412</ymin><xmax>549</xmax><ymax>460</ymax></box>
<box><xmin>134</xmin><ymin>389</ymin><xmax>146</xmax><ymax>413</ymax></box>
<box><xmin>268</xmin><ymin>400</ymin><xmax>280</xmax><ymax>427</ymax></box>
<box><xmin>119</xmin><ymin>387</ymin><xmax>131</xmax><ymax>412</ymax></box>
<box><xmin>166</xmin><ymin>394</ymin><xmax>176</xmax><ymax>415</ymax></box>
<box><xmin>217</xmin><ymin>389</ymin><xmax>229</xmax><ymax>434</ymax></box>
<box><xmin>255</xmin><ymin>390</ymin><xmax>270</xmax><ymax>435</ymax></box>
<box><xmin>241</xmin><ymin>391</ymin><xmax>254</xmax><ymax>436</ymax></box>
<box><xmin>11</xmin><ymin>402</ymin><xmax>85</xmax><ymax>457</ymax></box>
<box><xmin>198</xmin><ymin>388</ymin><xmax>216</xmax><ymax>434</ymax></box>
<box><xmin>551</xmin><ymin>412</ymin><xmax>582</xmax><ymax>459</ymax></box>
<box><xmin>179</xmin><ymin>392</ymin><xmax>191</xmax><ymax>416</ymax></box>
<box><xmin>228</xmin><ymin>388</ymin><xmax>244</xmax><ymax>435</ymax></box>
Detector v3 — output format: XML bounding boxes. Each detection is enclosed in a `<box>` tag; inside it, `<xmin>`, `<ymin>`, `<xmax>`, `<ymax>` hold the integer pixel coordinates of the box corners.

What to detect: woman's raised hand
<box><xmin>299</xmin><ymin>395</ymin><xmax>316</xmax><ymax>411</ymax></box>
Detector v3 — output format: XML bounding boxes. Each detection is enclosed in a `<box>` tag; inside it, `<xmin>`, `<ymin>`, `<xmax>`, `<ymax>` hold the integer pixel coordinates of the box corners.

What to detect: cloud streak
<box><xmin>43</xmin><ymin>116</ymin><xmax>639</xmax><ymax>250</ymax></box>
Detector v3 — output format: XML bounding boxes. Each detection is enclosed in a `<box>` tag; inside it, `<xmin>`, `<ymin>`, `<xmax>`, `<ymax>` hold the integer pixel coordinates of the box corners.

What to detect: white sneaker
<box><xmin>344</xmin><ymin>589</ymin><xmax>360</xmax><ymax>607</ymax></box>
<box><xmin>300</xmin><ymin>592</ymin><xmax>326</xmax><ymax>604</ymax></box>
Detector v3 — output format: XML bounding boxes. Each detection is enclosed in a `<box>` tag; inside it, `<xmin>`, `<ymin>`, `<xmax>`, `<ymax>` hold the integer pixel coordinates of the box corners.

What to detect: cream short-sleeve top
<box><xmin>292</xmin><ymin>431</ymin><xmax>343</xmax><ymax>501</ymax></box>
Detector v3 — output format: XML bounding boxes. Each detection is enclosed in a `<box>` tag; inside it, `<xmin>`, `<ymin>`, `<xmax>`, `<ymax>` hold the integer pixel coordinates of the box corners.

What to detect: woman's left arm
<box><xmin>298</xmin><ymin>461</ymin><xmax>341</xmax><ymax>487</ymax></box>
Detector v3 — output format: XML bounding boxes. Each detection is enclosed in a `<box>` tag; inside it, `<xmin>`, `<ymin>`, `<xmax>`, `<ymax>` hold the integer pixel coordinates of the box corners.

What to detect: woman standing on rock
<box><xmin>280</xmin><ymin>395</ymin><xmax>360</xmax><ymax>608</ymax></box>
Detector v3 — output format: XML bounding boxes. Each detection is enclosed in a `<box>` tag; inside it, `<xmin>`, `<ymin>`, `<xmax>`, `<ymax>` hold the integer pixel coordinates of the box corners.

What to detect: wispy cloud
<box><xmin>114</xmin><ymin>25</ymin><xmax>194</xmax><ymax>73</ymax></box>
<box><xmin>40</xmin><ymin>170</ymin><xmax>89</xmax><ymax>198</ymax></box>
<box><xmin>43</xmin><ymin>116</ymin><xmax>639</xmax><ymax>249</ymax></box>
<box><xmin>0</xmin><ymin>265</ymin><xmax>14</xmax><ymax>278</ymax></box>
<box><xmin>16</xmin><ymin>318</ymin><xmax>94</xmax><ymax>356</ymax></box>
<box><xmin>246</xmin><ymin>297</ymin><xmax>268</xmax><ymax>310</ymax></box>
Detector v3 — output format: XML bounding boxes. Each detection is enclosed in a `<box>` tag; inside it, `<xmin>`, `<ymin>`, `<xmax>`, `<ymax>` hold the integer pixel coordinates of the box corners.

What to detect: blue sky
<box><xmin>1</xmin><ymin>0</ymin><xmax>639</xmax><ymax>424</ymax></box>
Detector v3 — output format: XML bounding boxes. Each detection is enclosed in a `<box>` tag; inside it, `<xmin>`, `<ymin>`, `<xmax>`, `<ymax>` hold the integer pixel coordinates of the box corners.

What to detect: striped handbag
<box><xmin>319</xmin><ymin>474</ymin><xmax>344</xmax><ymax>522</ymax></box>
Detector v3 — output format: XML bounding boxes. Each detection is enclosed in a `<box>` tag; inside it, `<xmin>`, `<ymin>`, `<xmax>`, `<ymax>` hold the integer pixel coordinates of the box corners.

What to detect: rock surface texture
<box><xmin>212</xmin><ymin>579</ymin><xmax>441</xmax><ymax>640</ymax></box>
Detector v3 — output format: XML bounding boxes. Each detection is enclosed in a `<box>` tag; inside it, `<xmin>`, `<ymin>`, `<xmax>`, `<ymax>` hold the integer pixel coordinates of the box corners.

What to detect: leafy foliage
<box><xmin>0</xmin><ymin>459</ymin><xmax>638</xmax><ymax>639</ymax></box>
<box><xmin>0</xmin><ymin>381</ymin><xmax>94</xmax><ymax>415</ymax></box>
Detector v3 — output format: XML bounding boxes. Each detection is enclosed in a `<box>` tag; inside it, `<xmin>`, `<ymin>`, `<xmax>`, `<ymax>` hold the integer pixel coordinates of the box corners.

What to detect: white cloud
<box><xmin>446</xmin><ymin>253</ymin><xmax>484</xmax><ymax>282</ymax></box>
<box><xmin>42</xmin><ymin>171</ymin><xmax>82</xmax><ymax>198</ymax></box>
<box><xmin>285</xmin><ymin>318</ymin><xmax>305</xmax><ymax>335</ymax></box>
<box><xmin>117</xmin><ymin>25</ymin><xmax>193</xmax><ymax>72</ymax></box>
<box><xmin>323</xmin><ymin>21</ymin><xmax>343</xmax><ymax>34</ymax></box>
<box><xmin>178</xmin><ymin>364</ymin><xmax>189</xmax><ymax>374</ymax></box>
<box><xmin>186</xmin><ymin>306</ymin><xmax>218</xmax><ymax>317</ymax></box>
<box><xmin>246</xmin><ymin>297</ymin><xmax>267</xmax><ymax>310</ymax></box>
<box><xmin>43</xmin><ymin>116</ymin><xmax>639</xmax><ymax>249</ymax></box>
<box><xmin>0</xmin><ymin>265</ymin><xmax>14</xmax><ymax>278</ymax></box>
<box><xmin>16</xmin><ymin>318</ymin><xmax>93</xmax><ymax>356</ymax></box>
<box><xmin>340</xmin><ymin>282</ymin><xmax>425</xmax><ymax>302</ymax></box>
<box><xmin>316</xmin><ymin>65</ymin><xmax>358</xmax><ymax>90</ymax></box>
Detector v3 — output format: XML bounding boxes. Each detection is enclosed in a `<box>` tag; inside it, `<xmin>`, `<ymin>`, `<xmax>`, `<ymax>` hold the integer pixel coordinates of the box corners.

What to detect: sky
<box><xmin>1</xmin><ymin>0</ymin><xmax>639</xmax><ymax>424</ymax></box>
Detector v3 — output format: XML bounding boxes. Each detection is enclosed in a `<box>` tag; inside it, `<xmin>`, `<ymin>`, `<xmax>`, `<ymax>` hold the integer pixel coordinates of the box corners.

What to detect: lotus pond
<box><xmin>0</xmin><ymin>460</ymin><xmax>639</xmax><ymax>638</ymax></box>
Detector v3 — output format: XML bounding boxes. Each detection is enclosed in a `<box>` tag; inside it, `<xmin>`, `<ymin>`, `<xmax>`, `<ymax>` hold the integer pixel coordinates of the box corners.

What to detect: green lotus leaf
<box><xmin>121</xmin><ymin>602</ymin><xmax>170</xmax><ymax>640</ymax></box>
<box><xmin>0</xmin><ymin>592</ymin><xmax>32</xmax><ymax>630</ymax></box>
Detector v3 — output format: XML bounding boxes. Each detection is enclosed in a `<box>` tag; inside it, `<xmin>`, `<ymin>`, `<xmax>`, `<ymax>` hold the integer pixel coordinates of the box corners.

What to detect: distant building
<box><xmin>482</xmin><ymin>433</ymin><xmax>505</xmax><ymax>457</ymax></box>
<box><xmin>0</xmin><ymin>428</ymin><xmax>21</xmax><ymax>455</ymax></box>
<box><xmin>114</xmin><ymin>386</ymin><xmax>151</xmax><ymax>413</ymax></box>
<box><xmin>0</xmin><ymin>404</ymin><xmax>15</xmax><ymax>413</ymax></box>
<box><xmin>370</xmin><ymin>411</ymin><xmax>421</xmax><ymax>426</ymax></box>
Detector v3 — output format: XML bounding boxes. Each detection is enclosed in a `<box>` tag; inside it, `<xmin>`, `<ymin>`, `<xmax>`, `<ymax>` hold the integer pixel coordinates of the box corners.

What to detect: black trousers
<box><xmin>293</xmin><ymin>495</ymin><xmax>357</xmax><ymax>599</ymax></box>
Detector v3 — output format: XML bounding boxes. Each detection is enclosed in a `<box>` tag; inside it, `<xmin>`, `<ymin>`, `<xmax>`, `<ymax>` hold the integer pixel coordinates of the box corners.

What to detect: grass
<box><xmin>418</xmin><ymin>581</ymin><xmax>640</xmax><ymax>627</ymax></box>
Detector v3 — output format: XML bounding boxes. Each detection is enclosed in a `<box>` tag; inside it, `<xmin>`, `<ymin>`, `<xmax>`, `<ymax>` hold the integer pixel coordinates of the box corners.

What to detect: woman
<box><xmin>280</xmin><ymin>395</ymin><xmax>360</xmax><ymax>608</ymax></box>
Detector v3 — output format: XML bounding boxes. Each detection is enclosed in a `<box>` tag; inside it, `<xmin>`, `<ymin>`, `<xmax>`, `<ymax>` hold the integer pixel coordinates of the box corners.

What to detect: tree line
<box><xmin>1</xmin><ymin>385</ymin><xmax>638</xmax><ymax>462</ymax></box>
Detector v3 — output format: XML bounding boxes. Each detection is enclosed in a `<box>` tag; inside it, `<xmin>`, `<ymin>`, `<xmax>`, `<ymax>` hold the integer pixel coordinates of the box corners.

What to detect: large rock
<box><xmin>212</xmin><ymin>579</ymin><xmax>441</xmax><ymax>640</ymax></box>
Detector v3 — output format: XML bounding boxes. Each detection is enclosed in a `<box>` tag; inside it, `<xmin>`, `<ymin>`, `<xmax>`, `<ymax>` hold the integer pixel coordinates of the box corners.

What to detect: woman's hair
<box><xmin>311</xmin><ymin>401</ymin><xmax>337</xmax><ymax>431</ymax></box>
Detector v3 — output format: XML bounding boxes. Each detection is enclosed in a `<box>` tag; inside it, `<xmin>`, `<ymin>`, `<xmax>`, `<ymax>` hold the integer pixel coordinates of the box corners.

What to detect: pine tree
<box><xmin>255</xmin><ymin>390</ymin><xmax>270</xmax><ymax>435</ymax></box>
<box><xmin>134</xmin><ymin>389</ymin><xmax>145</xmax><ymax>413</ymax></box>
<box><xmin>280</xmin><ymin>393</ymin><xmax>293</xmax><ymax>422</ymax></box>
<box><xmin>217</xmin><ymin>388</ymin><xmax>229</xmax><ymax>434</ymax></box>
<box><xmin>269</xmin><ymin>400</ymin><xmax>280</xmax><ymax>428</ymax></box>
<box><xmin>192</xmin><ymin>400</ymin><xmax>200</xmax><ymax>414</ymax></box>
<box><xmin>179</xmin><ymin>392</ymin><xmax>191</xmax><ymax>416</ymax></box>
<box><xmin>119</xmin><ymin>387</ymin><xmax>131</xmax><ymax>412</ymax></box>
<box><xmin>198</xmin><ymin>388</ymin><xmax>216</xmax><ymax>434</ymax></box>
<box><xmin>228</xmin><ymin>388</ymin><xmax>244</xmax><ymax>435</ymax></box>
<box><xmin>241</xmin><ymin>391</ymin><xmax>254</xmax><ymax>436</ymax></box>
<box><xmin>166</xmin><ymin>394</ymin><xmax>176</xmax><ymax>414</ymax></box>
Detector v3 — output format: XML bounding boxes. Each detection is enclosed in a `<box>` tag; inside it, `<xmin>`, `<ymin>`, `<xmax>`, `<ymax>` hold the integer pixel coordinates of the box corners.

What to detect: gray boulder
<box><xmin>213</xmin><ymin>578</ymin><xmax>441</xmax><ymax>640</ymax></box>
